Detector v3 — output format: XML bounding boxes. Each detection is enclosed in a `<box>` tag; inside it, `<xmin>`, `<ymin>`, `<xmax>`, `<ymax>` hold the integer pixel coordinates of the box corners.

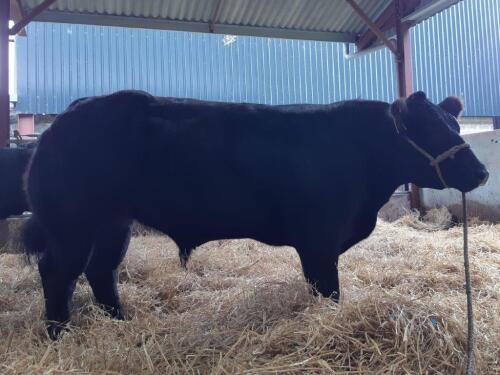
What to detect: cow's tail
<box><xmin>22</xmin><ymin>215</ymin><xmax>46</xmax><ymax>259</ymax></box>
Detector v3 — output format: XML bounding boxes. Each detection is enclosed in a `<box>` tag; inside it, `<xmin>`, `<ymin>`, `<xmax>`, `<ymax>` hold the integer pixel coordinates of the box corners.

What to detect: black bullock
<box><xmin>0</xmin><ymin>147</ymin><xmax>33</xmax><ymax>219</ymax></box>
<box><xmin>22</xmin><ymin>90</ymin><xmax>488</xmax><ymax>338</ymax></box>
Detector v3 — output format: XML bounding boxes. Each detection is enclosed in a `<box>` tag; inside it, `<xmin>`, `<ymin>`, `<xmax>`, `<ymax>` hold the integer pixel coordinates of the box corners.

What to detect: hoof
<box><xmin>311</xmin><ymin>286</ymin><xmax>339</xmax><ymax>302</ymax></box>
<box><xmin>47</xmin><ymin>321</ymin><xmax>69</xmax><ymax>340</ymax></box>
<box><xmin>99</xmin><ymin>304</ymin><xmax>125</xmax><ymax>320</ymax></box>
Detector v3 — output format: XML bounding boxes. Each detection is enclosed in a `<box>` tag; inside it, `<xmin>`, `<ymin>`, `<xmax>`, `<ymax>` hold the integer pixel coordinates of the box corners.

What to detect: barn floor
<box><xmin>0</xmin><ymin>210</ymin><xmax>499</xmax><ymax>374</ymax></box>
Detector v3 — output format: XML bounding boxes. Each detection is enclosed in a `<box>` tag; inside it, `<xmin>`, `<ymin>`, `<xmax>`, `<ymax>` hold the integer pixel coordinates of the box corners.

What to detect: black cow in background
<box><xmin>0</xmin><ymin>98</ymin><xmax>84</xmax><ymax>219</ymax></box>
<box><xmin>0</xmin><ymin>144</ymin><xmax>34</xmax><ymax>249</ymax></box>
<box><xmin>22</xmin><ymin>90</ymin><xmax>488</xmax><ymax>338</ymax></box>
<box><xmin>0</xmin><ymin>146</ymin><xmax>34</xmax><ymax>219</ymax></box>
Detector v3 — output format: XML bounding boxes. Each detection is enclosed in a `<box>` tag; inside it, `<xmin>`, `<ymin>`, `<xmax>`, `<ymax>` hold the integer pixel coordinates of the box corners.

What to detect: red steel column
<box><xmin>0</xmin><ymin>0</ymin><xmax>9</xmax><ymax>147</ymax></box>
<box><xmin>394</xmin><ymin>0</ymin><xmax>420</xmax><ymax>209</ymax></box>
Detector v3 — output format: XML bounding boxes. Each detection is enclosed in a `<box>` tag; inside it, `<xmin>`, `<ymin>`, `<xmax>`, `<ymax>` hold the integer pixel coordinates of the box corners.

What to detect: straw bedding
<box><xmin>0</xmin><ymin>209</ymin><xmax>498</xmax><ymax>374</ymax></box>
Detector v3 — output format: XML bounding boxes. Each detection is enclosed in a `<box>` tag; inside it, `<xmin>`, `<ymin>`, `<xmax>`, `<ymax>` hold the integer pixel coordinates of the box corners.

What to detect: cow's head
<box><xmin>391</xmin><ymin>91</ymin><xmax>488</xmax><ymax>192</ymax></box>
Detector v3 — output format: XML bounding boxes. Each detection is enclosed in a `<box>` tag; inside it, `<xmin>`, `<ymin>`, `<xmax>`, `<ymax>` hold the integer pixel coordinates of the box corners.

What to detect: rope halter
<box><xmin>403</xmin><ymin>136</ymin><xmax>470</xmax><ymax>188</ymax></box>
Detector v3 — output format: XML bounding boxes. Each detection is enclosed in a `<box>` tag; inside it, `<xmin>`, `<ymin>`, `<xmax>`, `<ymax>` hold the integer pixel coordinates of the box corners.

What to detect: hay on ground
<box><xmin>0</xmin><ymin>211</ymin><xmax>498</xmax><ymax>374</ymax></box>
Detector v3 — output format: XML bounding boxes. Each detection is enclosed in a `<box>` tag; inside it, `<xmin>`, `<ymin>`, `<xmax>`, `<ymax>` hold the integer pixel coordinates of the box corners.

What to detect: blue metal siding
<box><xmin>411</xmin><ymin>0</ymin><xmax>500</xmax><ymax>116</ymax></box>
<box><xmin>15</xmin><ymin>0</ymin><xmax>499</xmax><ymax>116</ymax></box>
<box><xmin>16</xmin><ymin>24</ymin><xmax>396</xmax><ymax>113</ymax></box>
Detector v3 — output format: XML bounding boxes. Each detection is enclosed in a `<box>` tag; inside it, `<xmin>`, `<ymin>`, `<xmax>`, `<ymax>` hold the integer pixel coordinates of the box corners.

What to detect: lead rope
<box><xmin>401</xmin><ymin>132</ymin><xmax>475</xmax><ymax>373</ymax></box>
<box><xmin>402</xmin><ymin>136</ymin><xmax>470</xmax><ymax>189</ymax></box>
<box><xmin>396</xmin><ymin>124</ymin><xmax>476</xmax><ymax>371</ymax></box>
<box><xmin>462</xmin><ymin>192</ymin><xmax>475</xmax><ymax>375</ymax></box>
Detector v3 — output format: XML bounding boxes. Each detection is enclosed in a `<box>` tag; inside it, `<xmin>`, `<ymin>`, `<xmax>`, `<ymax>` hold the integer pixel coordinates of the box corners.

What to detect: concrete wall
<box><xmin>458</xmin><ymin>117</ymin><xmax>493</xmax><ymax>135</ymax></box>
<box><xmin>421</xmin><ymin>130</ymin><xmax>500</xmax><ymax>222</ymax></box>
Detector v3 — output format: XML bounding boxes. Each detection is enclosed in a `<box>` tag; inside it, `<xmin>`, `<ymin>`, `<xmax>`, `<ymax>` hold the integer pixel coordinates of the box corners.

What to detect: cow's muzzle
<box><xmin>403</xmin><ymin>136</ymin><xmax>471</xmax><ymax>189</ymax></box>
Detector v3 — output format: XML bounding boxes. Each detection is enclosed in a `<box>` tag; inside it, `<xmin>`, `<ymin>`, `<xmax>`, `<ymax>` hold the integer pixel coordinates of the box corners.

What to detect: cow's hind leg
<box><xmin>297</xmin><ymin>248</ymin><xmax>340</xmax><ymax>301</ymax></box>
<box><xmin>85</xmin><ymin>220</ymin><xmax>131</xmax><ymax>319</ymax></box>
<box><xmin>38</xmin><ymin>233</ymin><xmax>93</xmax><ymax>339</ymax></box>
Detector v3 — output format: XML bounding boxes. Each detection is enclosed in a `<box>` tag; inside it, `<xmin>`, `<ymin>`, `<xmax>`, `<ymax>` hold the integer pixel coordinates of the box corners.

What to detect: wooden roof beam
<box><xmin>208</xmin><ymin>0</ymin><xmax>224</xmax><ymax>33</ymax></box>
<box><xmin>356</xmin><ymin>0</ymin><xmax>421</xmax><ymax>52</ymax></box>
<box><xmin>356</xmin><ymin>2</ymin><xmax>395</xmax><ymax>50</ymax></box>
<box><xmin>346</xmin><ymin>0</ymin><xmax>397</xmax><ymax>55</ymax></box>
<box><xmin>9</xmin><ymin>0</ymin><xmax>27</xmax><ymax>36</ymax></box>
<box><xmin>9</xmin><ymin>0</ymin><xmax>57</xmax><ymax>36</ymax></box>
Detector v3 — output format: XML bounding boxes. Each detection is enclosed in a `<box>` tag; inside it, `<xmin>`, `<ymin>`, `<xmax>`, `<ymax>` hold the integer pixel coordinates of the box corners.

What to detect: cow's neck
<box><xmin>354</xmin><ymin>112</ymin><xmax>414</xmax><ymax>214</ymax></box>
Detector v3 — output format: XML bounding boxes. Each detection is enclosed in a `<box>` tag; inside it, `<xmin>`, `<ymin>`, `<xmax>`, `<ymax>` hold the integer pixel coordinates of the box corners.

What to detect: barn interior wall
<box><xmin>421</xmin><ymin>129</ymin><xmax>500</xmax><ymax>222</ymax></box>
<box><xmin>13</xmin><ymin>0</ymin><xmax>500</xmax><ymax>118</ymax></box>
<box><xmin>15</xmin><ymin>24</ymin><xmax>397</xmax><ymax>114</ymax></box>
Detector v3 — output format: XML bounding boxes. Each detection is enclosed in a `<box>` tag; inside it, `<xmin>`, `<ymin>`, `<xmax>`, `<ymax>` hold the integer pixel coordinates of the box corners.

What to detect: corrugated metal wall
<box><xmin>15</xmin><ymin>0</ymin><xmax>500</xmax><ymax>116</ymax></box>
<box><xmin>15</xmin><ymin>25</ymin><xmax>397</xmax><ymax>112</ymax></box>
<box><xmin>412</xmin><ymin>0</ymin><xmax>500</xmax><ymax>116</ymax></box>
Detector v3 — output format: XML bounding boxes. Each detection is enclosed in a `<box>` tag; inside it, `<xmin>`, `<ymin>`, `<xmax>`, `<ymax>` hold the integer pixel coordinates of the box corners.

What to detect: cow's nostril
<box><xmin>477</xmin><ymin>169</ymin><xmax>489</xmax><ymax>186</ymax></box>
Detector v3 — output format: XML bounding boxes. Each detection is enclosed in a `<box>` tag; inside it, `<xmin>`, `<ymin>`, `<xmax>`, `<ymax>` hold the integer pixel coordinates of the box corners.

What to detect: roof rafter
<box><xmin>345</xmin><ymin>0</ymin><xmax>397</xmax><ymax>55</ymax></box>
<box><xmin>10</xmin><ymin>0</ymin><xmax>56</xmax><ymax>35</ymax></box>
<box><xmin>208</xmin><ymin>0</ymin><xmax>224</xmax><ymax>33</ymax></box>
<box><xmin>357</xmin><ymin>0</ymin><xmax>424</xmax><ymax>51</ymax></box>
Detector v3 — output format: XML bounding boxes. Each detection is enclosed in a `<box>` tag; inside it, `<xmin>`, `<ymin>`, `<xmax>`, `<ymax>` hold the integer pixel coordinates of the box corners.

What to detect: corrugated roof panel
<box><xmin>22</xmin><ymin>0</ymin><xmax>393</xmax><ymax>34</ymax></box>
<box><xmin>334</xmin><ymin>0</ymin><xmax>382</xmax><ymax>33</ymax></box>
<box><xmin>278</xmin><ymin>1</ymin><xmax>310</xmax><ymax>29</ymax></box>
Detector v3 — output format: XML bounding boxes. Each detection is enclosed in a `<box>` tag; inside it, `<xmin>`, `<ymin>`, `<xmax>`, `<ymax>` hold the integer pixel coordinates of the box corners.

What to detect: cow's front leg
<box><xmin>297</xmin><ymin>249</ymin><xmax>340</xmax><ymax>301</ymax></box>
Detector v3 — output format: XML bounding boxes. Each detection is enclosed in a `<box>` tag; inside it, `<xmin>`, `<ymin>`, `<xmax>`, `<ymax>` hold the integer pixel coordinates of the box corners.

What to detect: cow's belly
<box><xmin>132</xmin><ymin>177</ymin><xmax>366</xmax><ymax>251</ymax></box>
<box><xmin>131</xmin><ymin>144</ymin><xmax>370</xmax><ymax>249</ymax></box>
<box><xmin>132</xmin><ymin>180</ymin><xmax>292</xmax><ymax>246</ymax></box>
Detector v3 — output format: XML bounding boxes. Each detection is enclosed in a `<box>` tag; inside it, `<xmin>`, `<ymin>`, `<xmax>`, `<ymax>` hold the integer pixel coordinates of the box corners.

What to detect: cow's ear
<box><xmin>390</xmin><ymin>98</ymin><xmax>408</xmax><ymax>134</ymax></box>
<box><xmin>439</xmin><ymin>96</ymin><xmax>464</xmax><ymax>118</ymax></box>
<box><xmin>408</xmin><ymin>91</ymin><xmax>427</xmax><ymax>102</ymax></box>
